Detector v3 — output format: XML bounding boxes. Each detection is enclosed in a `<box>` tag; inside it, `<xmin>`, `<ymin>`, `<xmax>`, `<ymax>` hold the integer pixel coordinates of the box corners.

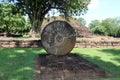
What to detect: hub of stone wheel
<box><xmin>41</xmin><ymin>20</ymin><xmax>76</xmax><ymax>55</ymax></box>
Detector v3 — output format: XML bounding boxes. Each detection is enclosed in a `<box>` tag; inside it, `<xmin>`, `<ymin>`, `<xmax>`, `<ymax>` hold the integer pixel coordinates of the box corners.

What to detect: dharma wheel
<box><xmin>41</xmin><ymin>20</ymin><xmax>76</xmax><ymax>55</ymax></box>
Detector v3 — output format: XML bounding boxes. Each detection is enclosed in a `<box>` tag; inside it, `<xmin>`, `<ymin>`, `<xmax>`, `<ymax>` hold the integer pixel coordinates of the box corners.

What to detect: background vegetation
<box><xmin>89</xmin><ymin>17</ymin><xmax>120</xmax><ymax>37</ymax></box>
<box><xmin>0</xmin><ymin>3</ymin><xmax>30</xmax><ymax>36</ymax></box>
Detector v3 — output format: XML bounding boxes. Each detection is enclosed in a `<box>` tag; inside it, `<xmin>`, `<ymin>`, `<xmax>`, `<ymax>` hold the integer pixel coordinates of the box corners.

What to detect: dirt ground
<box><xmin>34</xmin><ymin>54</ymin><xmax>112</xmax><ymax>80</ymax></box>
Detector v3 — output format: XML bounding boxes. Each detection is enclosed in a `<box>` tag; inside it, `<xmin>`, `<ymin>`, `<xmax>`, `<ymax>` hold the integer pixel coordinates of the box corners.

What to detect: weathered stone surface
<box><xmin>0</xmin><ymin>40</ymin><xmax>41</xmax><ymax>48</ymax></box>
<box><xmin>41</xmin><ymin>20</ymin><xmax>76</xmax><ymax>55</ymax></box>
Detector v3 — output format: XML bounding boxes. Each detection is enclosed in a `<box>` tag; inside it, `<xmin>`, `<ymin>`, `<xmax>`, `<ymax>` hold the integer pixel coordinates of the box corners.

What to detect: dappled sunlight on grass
<box><xmin>15</xmin><ymin>49</ymin><xmax>26</xmax><ymax>53</ymax></box>
<box><xmin>0</xmin><ymin>48</ymin><xmax>44</xmax><ymax>80</ymax></box>
<box><xmin>16</xmin><ymin>67</ymin><xmax>32</xmax><ymax>72</ymax></box>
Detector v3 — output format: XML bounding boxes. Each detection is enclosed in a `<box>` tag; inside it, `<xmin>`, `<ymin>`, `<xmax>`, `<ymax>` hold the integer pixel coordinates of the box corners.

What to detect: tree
<box><xmin>89</xmin><ymin>20</ymin><xmax>101</xmax><ymax>31</ymax></box>
<box><xmin>6</xmin><ymin>0</ymin><xmax>91</xmax><ymax>37</ymax></box>
<box><xmin>89</xmin><ymin>20</ymin><xmax>108</xmax><ymax>35</ymax></box>
<box><xmin>101</xmin><ymin>18</ymin><xmax>115</xmax><ymax>36</ymax></box>
<box><xmin>0</xmin><ymin>2</ymin><xmax>28</xmax><ymax>36</ymax></box>
<box><xmin>89</xmin><ymin>18</ymin><xmax>120</xmax><ymax>37</ymax></box>
<box><xmin>78</xmin><ymin>17</ymin><xmax>86</xmax><ymax>25</ymax></box>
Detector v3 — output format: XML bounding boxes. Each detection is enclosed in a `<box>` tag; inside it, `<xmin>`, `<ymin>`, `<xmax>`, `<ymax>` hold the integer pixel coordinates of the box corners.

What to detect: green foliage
<box><xmin>89</xmin><ymin>20</ymin><xmax>101</xmax><ymax>30</ymax></box>
<box><xmin>89</xmin><ymin>18</ymin><xmax>120</xmax><ymax>37</ymax></box>
<box><xmin>89</xmin><ymin>20</ymin><xmax>106</xmax><ymax>35</ymax></box>
<box><xmin>5</xmin><ymin>0</ymin><xmax>91</xmax><ymax>34</ymax></box>
<box><xmin>0</xmin><ymin>3</ymin><xmax>30</xmax><ymax>35</ymax></box>
<box><xmin>101</xmin><ymin>18</ymin><xmax>115</xmax><ymax>36</ymax></box>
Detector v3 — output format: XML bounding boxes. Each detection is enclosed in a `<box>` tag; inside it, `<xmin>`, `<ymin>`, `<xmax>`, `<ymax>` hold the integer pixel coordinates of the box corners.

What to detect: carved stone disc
<box><xmin>41</xmin><ymin>20</ymin><xmax>76</xmax><ymax>55</ymax></box>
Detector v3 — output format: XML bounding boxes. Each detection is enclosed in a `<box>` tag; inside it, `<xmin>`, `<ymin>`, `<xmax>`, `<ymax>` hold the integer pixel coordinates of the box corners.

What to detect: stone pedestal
<box><xmin>34</xmin><ymin>54</ymin><xmax>112</xmax><ymax>80</ymax></box>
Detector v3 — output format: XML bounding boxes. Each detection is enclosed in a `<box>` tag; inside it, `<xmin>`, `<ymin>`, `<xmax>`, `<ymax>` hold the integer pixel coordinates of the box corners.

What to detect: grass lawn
<box><xmin>0</xmin><ymin>48</ymin><xmax>46</xmax><ymax>80</ymax></box>
<box><xmin>72</xmin><ymin>48</ymin><xmax>120</xmax><ymax>80</ymax></box>
<box><xmin>0</xmin><ymin>48</ymin><xmax>120</xmax><ymax>80</ymax></box>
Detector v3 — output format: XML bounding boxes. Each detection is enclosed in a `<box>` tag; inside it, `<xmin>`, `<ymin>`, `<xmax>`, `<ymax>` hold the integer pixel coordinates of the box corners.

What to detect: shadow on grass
<box><xmin>74</xmin><ymin>48</ymin><xmax>120</xmax><ymax>78</ymax></box>
<box><xmin>99</xmin><ymin>49</ymin><xmax>120</xmax><ymax>63</ymax></box>
<box><xmin>0</xmin><ymin>48</ymin><xmax>45</xmax><ymax>80</ymax></box>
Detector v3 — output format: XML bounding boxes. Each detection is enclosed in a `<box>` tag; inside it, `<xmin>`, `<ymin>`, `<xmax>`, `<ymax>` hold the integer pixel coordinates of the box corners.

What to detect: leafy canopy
<box><xmin>0</xmin><ymin>2</ymin><xmax>29</xmax><ymax>35</ymax></box>
<box><xmin>5</xmin><ymin>0</ymin><xmax>90</xmax><ymax>34</ymax></box>
<box><xmin>89</xmin><ymin>18</ymin><xmax>120</xmax><ymax>37</ymax></box>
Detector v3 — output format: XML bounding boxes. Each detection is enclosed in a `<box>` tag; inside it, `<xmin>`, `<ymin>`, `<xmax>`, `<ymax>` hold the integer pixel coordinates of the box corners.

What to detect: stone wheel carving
<box><xmin>41</xmin><ymin>20</ymin><xmax>76</xmax><ymax>55</ymax></box>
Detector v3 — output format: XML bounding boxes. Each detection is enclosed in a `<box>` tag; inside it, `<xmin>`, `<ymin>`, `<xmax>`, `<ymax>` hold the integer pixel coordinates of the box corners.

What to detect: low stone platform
<box><xmin>34</xmin><ymin>54</ymin><xmax>112</xmax><ymax>80</ymax></box>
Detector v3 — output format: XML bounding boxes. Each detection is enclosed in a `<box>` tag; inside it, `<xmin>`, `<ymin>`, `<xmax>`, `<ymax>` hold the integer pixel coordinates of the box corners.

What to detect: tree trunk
<box><xmin>28</xmin><ymin>13</ymin><xmax>45</xmax><ymax>38</ymax></box>
<box><xmin>28</xmin><ymin>20</ymin><xmax>42</xmax><ymax>38</ymax></box>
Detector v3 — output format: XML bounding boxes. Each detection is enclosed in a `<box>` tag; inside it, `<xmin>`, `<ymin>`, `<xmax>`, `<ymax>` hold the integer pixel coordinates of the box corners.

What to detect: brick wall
<box><xmin>0</xmin><ymin>39</ymin><xmax>120</xmax><ymax>48</ymax></box>
<box><xmin>0</xmin><ymin>40</ymin><xmax>42</xmax><ymax>48</ymax></box>
<box><xmin>75</xmin><ymin>40</ymin><xmax>120</xmax><ymax>48</ymax></box>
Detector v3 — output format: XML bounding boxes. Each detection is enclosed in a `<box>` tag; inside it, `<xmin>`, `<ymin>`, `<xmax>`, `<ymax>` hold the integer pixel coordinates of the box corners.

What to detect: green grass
<box><xmin>0</xmin><ymin>48</ymin><xmax>46</xmax><ymax>80</ymax></box>
<box><xmin>0</xmin><ymin>48</ymin><xmax>120</xmax><ymax>80</ymax></box>
<box><xmin>72</xmin><ymin>48</ymin><xmax>120</xmax><ymax>80</ymax></box>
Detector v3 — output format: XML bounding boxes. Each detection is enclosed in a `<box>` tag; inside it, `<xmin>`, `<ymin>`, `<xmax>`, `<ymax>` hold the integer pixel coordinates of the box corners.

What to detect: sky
<box><xmin>80</xmin><ymin>0</ymin><xmax>120</xmax><ymax>26</ymax></box>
